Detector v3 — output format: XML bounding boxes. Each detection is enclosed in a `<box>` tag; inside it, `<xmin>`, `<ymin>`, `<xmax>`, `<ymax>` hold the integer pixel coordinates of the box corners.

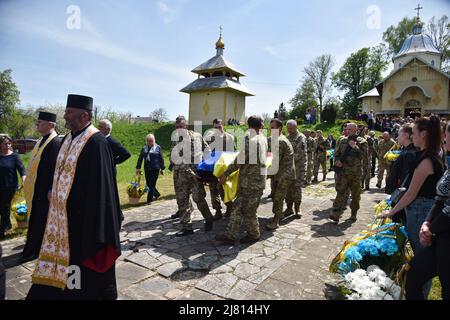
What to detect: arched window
<box><xmin>399</xmin><ymin>63</ymin><xmax>402</xmax><ymax>68</ymax></box>
<box><xmin>431</xmin><ymin>60</ymin><xmax>435</xmax><ymax>67</ymax></box>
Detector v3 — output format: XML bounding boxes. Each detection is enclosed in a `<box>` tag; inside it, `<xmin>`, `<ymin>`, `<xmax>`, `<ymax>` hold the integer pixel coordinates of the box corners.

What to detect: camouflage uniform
<box><xmin>285</xmin><ymin>131</ymin><xmax>307</xmax><ymax>213</ymax></box>
<box><xmin>224</xmin><ymin>132</ymin><xmax>268</xmax><ymax>240</ymax></box>
<box><xmin>376</xmin><ymin>138</ymin><xmax>396</xmax><ymax>187</ymax></box>
<box><xmin>306</xmin><ymin>136</ymin><xmax>317</xmax><ymax>183</ymax></box>
<box><xmin>363</xmin><ymin>134</ymin><xmax>376</xmax><ymax>189</ymax></box>
<box><xmin>331</xmin><ymin>136</ymin><xmax>368</xmax><ymax>221</ymax></box>
<box><xmin>269</xmin><ymin>134</ymin><xmax>295</xmax><ymax>221</ymax></box>
<box><xmin>204</xmin><ymin>130</ymin><xmax>235</xmax><ymax>215</ymax></box>
<box><xmin>313</xmin><ymin>136</ymin><xmax>329</xmax><ymax>181</ymax></box>
<box><xmin>171</xmin><ymin>130</ymin><xmax>214</xmax><ymax>231</ymax></box>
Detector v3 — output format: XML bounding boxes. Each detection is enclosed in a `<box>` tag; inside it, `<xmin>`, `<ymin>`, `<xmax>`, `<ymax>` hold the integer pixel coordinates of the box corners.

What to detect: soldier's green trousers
<box><xmin>226</xmin><ymin>187</ymin><xmax>264</xmax><ymax>240</ymax></box>
<box><xmin>306</xmin><ymin>152</ymin><xmax>314</xmax><ymax>183</ymax></box>
<box><xmin>377</xmin><ymin>160</ymin><xmax>391</xmax><ymax>186</ymax></box>
<box><xmin>174</xmin><ymin>169</ymin><xmax>213</xmax><ymax>230</ymax></box>
<box><xmin>272</xmin><ymin>178</ymin><xmax>293</xmax><ymax>219</ymax></box>
<box><xmin>332</xmin><ymin>174</ymin><xmax>361</xmax><ymax>218</ymax></box>
<box><xmin>313</xmin><ymin>154</ymin><xmax>327</xmax><ymax>179</ymax></box>
<box><xmin>285</xmin><ymin>179</ymin><xmax>302</xmax><ymax>210</ymax></box>
<box><xmin>209</xmin><ymin>181</ymin><xmax>232</xmax><ymax>212</ymax></box>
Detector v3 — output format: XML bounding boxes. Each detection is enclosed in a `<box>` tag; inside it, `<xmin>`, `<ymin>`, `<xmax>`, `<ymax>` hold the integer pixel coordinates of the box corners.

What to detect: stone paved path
<box><xmin>2</xmin><ymin>172</ymin><xmax>386</xmax><ymax>300</ymax></box>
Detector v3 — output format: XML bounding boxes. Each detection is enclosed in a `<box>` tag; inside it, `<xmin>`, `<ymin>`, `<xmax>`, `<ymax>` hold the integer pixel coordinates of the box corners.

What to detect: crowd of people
<box><xmin>0</xmin><ymin>97</ymin><xmax>449</xmax><ymax>300</ymax></box>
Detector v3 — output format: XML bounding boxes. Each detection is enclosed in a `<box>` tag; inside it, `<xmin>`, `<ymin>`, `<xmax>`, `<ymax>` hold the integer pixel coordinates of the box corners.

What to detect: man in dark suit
<box><xmin>98</xmin><ymin>119</ymin><xmax>131</xmax><ymax>169</ymax></box>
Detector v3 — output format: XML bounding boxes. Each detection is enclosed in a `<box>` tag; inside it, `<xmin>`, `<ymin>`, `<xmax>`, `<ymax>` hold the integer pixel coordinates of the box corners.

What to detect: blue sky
<box><xmin>1</xmin><ymin>0</ymin><xmax>449</xmax><ymax>120</ymax></box>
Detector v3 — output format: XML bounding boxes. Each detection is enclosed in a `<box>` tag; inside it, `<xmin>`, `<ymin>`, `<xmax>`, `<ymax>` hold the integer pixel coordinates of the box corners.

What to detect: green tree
<box><xmin>0</xmin><ymin>69</ymin><xmax>20</xmax><ymax>133</ymax></box>
<box><xmin>303</xmin><ymin>54</ymin><xmax>334</xmax><ymax>121</ymax></box>
<box><xmin>427</xmin><ymin>15</ymin><xmax>450</xmax><ymax>72</ymax></box>
<box><xmin>277</xmin><ymin>102</ymin><xmax>288</xmax><ymax>121</ymax></box>
<box><xmin>320</xmin><ymin>102</ymin><xmax>339</xmax><ymax>124</ymax></box>
<box><xmin>289</xmin><ymin>78</ymin><xmax>317</xmax><ymax>120</ymax></box>
<box><xmin>332</xmin><ymin>46</ymin><xmax>388</xmax><ymax>117</ymax></box>
<box><xmin>8</xmin><ymin>108</ymin><xmax>35</xmax><ymax>138</ymax></box>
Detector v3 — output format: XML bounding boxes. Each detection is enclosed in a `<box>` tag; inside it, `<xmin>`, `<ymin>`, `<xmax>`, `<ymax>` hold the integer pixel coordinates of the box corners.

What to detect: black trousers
<box><xmin>145</xmin><ymin>168</ymin><xmax>160</xmax><ymax>203</ymax></box>
<box><xmin>0</xmin><ymin>189</ymin><xmax>15</xmax><ymax>234</ymax></box>
<box><xmin>405</xmin><ymin>235</ymin><xmax>450</xmax><ymax>300</ymax></box>
<box><xmin>26</xmin><ymin>264</ymin><xmax>117</xmax><ymax>300</ymax></box>
<box><xmin>329</xmin><ymin>158</ymin><xmax>334</xmax><ymax>170</ymax></box>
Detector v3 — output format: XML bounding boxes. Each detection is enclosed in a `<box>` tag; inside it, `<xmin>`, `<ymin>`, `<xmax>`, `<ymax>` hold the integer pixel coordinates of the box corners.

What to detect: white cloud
<box><xmin>263</xmin><ymin>46</ymin><xmax>286</xmax><ymax>60</ymax></box>
<box><xmin>156</xmin><ymin>0</ymin><xmax>177</xmax><ymax>24</ymax></box>
<box><xmin>4</xmin><ymin>17</ymin><xmax>190</xmax><ymax>81</ymax></box>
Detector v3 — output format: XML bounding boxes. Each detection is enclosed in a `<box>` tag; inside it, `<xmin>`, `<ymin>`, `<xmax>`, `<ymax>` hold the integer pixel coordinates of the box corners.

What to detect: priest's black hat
<box><xmin>38</xmin><ymin>111</ymin><xmax>57</xmax><ymax>122</ymax></box>
<box><xmin>66</xmin><ymin>94</ymin><xmax>93</xmax><ymax>111</ymax></box>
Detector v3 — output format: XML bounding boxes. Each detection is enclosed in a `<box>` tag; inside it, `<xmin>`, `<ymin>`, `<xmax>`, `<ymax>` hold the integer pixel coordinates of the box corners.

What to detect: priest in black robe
<box><xmin>27</xmin><ymin>94</ymin><xmax>122</xmax><ymax>300</ymax></box>
<box><xmin>21</xmin><ymin>111</ymin><xmax>61</xmax><ymax>262</ymax></box>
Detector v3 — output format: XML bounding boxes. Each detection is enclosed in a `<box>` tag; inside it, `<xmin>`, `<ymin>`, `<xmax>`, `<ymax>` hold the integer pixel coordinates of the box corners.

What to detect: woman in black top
<box><xmin>381</xmin><ymin>116</ymin><xmax>444</xmax><ymax>252</ymax></box>
<box><xmin>136</xmin><ymin>134</ymin><xmax>165</xmax><ymax>204</ymax></box>
<box><xmin>385</xmin><ymin>124</ymin><xmax>418</xmax><ymax>223</ymax></box>
<box><xmin>0</xmin><ymin>135</ymin><xmax>26</xmax><ymax>239</ymax></box>
<box><xmin>405</xmin><ymin>121</ymin><xmax>450</xmax><ymax>300</ymax></box>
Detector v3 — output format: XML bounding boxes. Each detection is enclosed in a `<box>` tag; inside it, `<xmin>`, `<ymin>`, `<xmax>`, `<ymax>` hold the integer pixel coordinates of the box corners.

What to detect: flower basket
<box><xmin>329</xmin><ymin>197</ymin><xmax>412</xmax><ymax>300</ymax></box>
<box><xmin>126</xmin><ymin>174</ymin><xmax>148</xmax><ymax>204</ymax></box>
<box><xmin>13</xmin><ymin>200</ymin><xmax>28</xmax><ymax>229</ymax></box>
<box><xmin>128</xmin><ymin>196</ymin><xmax>140</xmax><ymax>204</ymax></box>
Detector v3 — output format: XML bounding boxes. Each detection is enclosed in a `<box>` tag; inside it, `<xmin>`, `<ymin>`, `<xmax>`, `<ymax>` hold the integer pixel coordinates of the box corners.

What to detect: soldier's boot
<box><xmin>294</xmin><ymin>203</ymin><xmax>301</xmax><ymax>219</ymax></box>
<box><xmin>204</xmin><ymin>220</ymin><xmax>213</xmax><ymax>232</ymax></box>
<box><xmin>175</xmin><ymin>229</ymin><xmax>194</xmax><ymax>237</ymax></box>
<box><xmin>265</xmin><ymin>216</ymin><xmax>281</xmax><ymax>231</ymax></box>
<box><xmin>349</xmin><ymin>211</ymin><xmax>357</xmax><ymax>222</ymax></box>
<box><xmin>283</xmin><ymin>203</ymin><xmax>294</xmax><ymax>217</ymax></box>
<box><xmin>213</xmin><ymin>210</ymin><xmax>223</xmax><ymax>221</ymax></box>
<box><xmin>214</xmin><ymin>234</ymin><xmax>235</xmax><ymax>245</ymax></box>
<box><xmin>329</xmin><ymin>211</ymin><xmax>341</xmax><ymax>224</ymax></box>
<box><xmin>170</xmin><ymin>210</ymin><xmax>181</xmax><ymax>219</ymax></box>
<box><xmin>312</xmin><ymin>176</ymin><xmax>318</xmax><ymax>183</ymax></box>
<box><xmin>240</xmin><ymin>234</ymin><xmax>260</xmax><ymax>244</ymax></box>
<box><xmin>322</xmin><ymin>174</ymin><xmax>327</xmax><ymax>181</ymax></box>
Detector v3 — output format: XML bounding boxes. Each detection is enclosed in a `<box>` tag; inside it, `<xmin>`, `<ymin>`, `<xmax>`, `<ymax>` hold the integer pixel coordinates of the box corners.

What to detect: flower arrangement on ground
<box><xmin>329</xmin><ymin>197</ymin><xmax>412</xmax><ymax>299</ymax></box>
<box><xmin>127</xmin><ymin>174</ymin><xmax>149</xmax><ymax>203</ymax></box>
<box><xmin>341</xmin><ymin>267</ymin><xmax>402</xmax><ymax>300</ymax></box>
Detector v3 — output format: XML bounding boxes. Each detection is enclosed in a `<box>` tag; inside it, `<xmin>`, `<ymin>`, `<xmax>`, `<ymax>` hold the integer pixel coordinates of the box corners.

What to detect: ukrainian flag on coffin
<box><xmin>197</xmin><ymin>151</ymin><xmax>273</xmax><ymax>203</ymax></box>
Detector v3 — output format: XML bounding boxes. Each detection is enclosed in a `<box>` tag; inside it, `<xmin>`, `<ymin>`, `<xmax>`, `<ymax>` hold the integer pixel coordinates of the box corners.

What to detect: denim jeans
<box><xmin>405</xmin><ymin>197</ymin><xmax>435</xmax><ymax>298</ymax></box>
<box><xmin>405</xmin><ymin>197</ymin><xmax>435</xmax><ymax>253</ymax></box>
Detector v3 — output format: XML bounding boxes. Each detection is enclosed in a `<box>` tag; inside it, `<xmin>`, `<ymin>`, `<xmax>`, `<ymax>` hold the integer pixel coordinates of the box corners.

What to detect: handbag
<box><xmin>390</xmin><ymin>174</ymin><xmax>409</xmax><ymax>207</ymax></box>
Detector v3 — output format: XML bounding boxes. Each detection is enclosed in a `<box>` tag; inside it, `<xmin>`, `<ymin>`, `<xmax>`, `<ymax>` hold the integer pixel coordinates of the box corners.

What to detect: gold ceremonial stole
<box><xmin>23</xmin><ymin>131</ymin><xmax>58</xmax><ymax>215</ymax></box>
<box><xmin>32</xmin><ymin>125</ymin><xmax>99</xmax><ymax>290</ymax></box>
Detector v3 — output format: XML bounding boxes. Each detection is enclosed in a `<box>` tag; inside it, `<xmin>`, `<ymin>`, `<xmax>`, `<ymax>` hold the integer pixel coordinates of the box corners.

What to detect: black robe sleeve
<box><xmin>66</xmin><ymin>133</ymin><xmax>122</xmax><ymax>265</ymax></box>
<box><xmin>107</xmin><ymin>136</ymin><xmax>131</xmax><ymax>165</ymax></box>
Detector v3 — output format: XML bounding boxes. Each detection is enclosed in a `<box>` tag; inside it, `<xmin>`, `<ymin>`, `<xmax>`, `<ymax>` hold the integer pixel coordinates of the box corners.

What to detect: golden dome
<box><xmin>216</xmin><ymin>36</ymin><xmax>225</xmax><ymax>49</ymax></box>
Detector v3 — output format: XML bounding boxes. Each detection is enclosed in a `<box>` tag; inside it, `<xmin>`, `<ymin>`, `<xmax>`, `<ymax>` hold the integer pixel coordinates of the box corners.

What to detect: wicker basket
<box><xmin>16</xmin><ymin>220</ymin><xmax>28</xmax><ymax>229</ymax></box>
<box><xmin>128</xmin><ymin>196</ymin><xmax>141</xmax><ymax>204</ymax></box>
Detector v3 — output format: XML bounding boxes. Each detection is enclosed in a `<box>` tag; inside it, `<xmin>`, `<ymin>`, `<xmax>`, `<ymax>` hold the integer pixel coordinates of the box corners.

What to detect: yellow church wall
<box><xmin>224</xmin><ymin>92</ymin><xmax>245</xmax><ymax>124</ymax></box>
<box><xmin>382</xmin><ymin>59</ymin><xmax>449</xmax><ymax>115</ymax></box>
<box><xmin>362</xmin><ymin>96</ymin><xmax>381</xmax><ymax>113</ymax></box>
<box><xmin>188</xmin><ymin>90</ymin><xmax>246</xmax><ymax>125</ymax></box>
